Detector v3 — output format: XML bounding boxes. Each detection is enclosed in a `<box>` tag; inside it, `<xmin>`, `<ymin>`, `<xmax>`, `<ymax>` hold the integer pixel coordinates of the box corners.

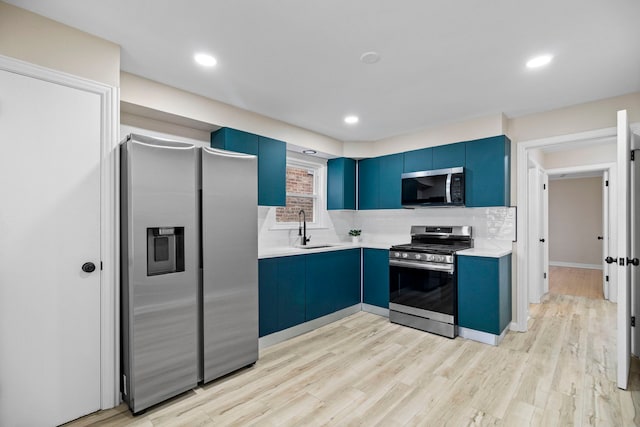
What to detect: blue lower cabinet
<box><xmin>334</xmin><ymin>249</ymin><xmax>361</xmax><ymax>310</ymax></box>
<box><xmin>258</xmin><ymin>256</ymin><xmax>306</xmax><ymax>337</ymax></box>
<box><xmin>305</xmin><ymin>250</ymin><xmax>361</xmax><ymax>321</ymax></box>
<box><xmin>259</xmin><ymin>250</ymin><xmax>361</xmax><ymax>336</ymax></box>
<box><xmin>258</xmin><ymin>258</ymin><xmax>278</xmax><ymax>337</ymax></box>
<box><xmin>363</xmin><ymin>249</ymin><xmax>389</xmax><ymax>308</ymax></box>
<box><xmin>277</xmin><ymin>256</ymin><xmax>306</xmax><ymax>330</ymax></box>
<box><xmin>457</xmin><ymin>254</ymin><xmax>512</xmax><ymax>335</ymax></box>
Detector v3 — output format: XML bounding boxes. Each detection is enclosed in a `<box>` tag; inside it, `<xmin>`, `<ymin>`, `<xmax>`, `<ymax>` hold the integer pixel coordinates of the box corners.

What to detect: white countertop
<box><xmin>258</xmin><ymin>242</ymin><xmax>395</xmax><ymax>259</ymax></box>
<box><xmin>457</xmin><ymin>247</ymin><xmax>512</xmax><ymax>258</ymax></box>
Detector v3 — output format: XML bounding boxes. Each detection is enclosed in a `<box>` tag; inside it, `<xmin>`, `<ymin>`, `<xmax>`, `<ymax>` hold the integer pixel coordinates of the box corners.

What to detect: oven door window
<box><xmin>389</xmin><ymin>265</ymin><xmax>455</xmax><ymax>316</ymax></box>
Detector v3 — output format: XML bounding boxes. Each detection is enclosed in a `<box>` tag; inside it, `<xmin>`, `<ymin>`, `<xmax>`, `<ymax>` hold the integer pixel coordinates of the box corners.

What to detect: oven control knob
<box><xmin>394</xmin><ymin>252</ymin><xmax>400</xmax><ymax>258</ymax></box>
<box><xmin>415</xmin><ymin>254</ymin><xmax>421</xmax><ymax>260</ymax></box>
<box><xmin>402</xmin><ymin>253</ymin><xmax>408</xmax><ymax>258</ymax></box>
<box><xmin>435</xmin><ymin>255</ymin><xmax>444</xmax><ymax>262</ymax></box>
<box><xmin>426</xmin><ymin>254</ymin><xmax>433</xmax><ymax>261</ymax></box>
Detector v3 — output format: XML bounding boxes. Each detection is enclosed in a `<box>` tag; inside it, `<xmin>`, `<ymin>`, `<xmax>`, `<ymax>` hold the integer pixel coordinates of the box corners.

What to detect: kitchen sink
<box><xmin>296</xmin><ymin>244</ymin><xmax>335</xmax><ymax>249</ymax></box>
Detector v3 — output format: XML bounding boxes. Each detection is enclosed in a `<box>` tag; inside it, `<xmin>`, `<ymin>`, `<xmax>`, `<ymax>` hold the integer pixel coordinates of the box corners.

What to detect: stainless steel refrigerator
<box><xmin>120</xmin><ymin>134</ymin><xmax>258</xmax><ymax>414</ymax></box>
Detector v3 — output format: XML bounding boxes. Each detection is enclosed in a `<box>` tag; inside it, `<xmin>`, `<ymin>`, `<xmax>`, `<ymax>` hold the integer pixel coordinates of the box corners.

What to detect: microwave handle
<box><xmin>445</xmin><ymin>173</ymin><xmax>452</xmax><ymax>204</ymax></box>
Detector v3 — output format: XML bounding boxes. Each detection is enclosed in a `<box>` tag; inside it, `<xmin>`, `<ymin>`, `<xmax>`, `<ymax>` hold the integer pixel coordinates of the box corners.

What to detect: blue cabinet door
<box><xmin>305</xmin><ymin>252</ymin><xmax>335</xmax><ymax>321</ymax></box>
<box><xmin>457</xmin><ymin>255</ymin><xmax>511</xmax><ymax>335</ymax></box>
<box><xmin>277</xmin><ymin>256</ymin><xmax>306</xmax><ymax>330</ymax></box>
<box><xmin>433</xmin><ymin>142</ymin><xmax>466</xmax><ymax>169</ymax></box>
<box><xmin>211</xmin><ymin>127</ymin><xmax>259</xmax><ymax>155</ymax></box>
<box><xmin>358</xmin><ymin>157</ymin><xmax>380</xmax><ymax>210</ymax></box>
<box><xmin>403</xmin><ymin>148</ymin><xmax>433</xmax><ymax>173</ymax></box>
<box><xmin>211</xmin><ymin>128</ymin><xmax>286</xmax><ymax>206</ymax></box>
<box><xmin>363</xmin><ymin>249</ymin><xmax>389</xmax><ymax>308</ymax></box>
<box><xmin>305</xmin><ymin>249</ymin><xmax>361</xmax><ymax>321</ymax></box>
<box><xmin>258</xmin><ymin>136</ymin><xmax>286</xmax><ymax>207</ymax></box>
<box><xmin>327</xmin><ymin>158</ymin><xmax>356</xmax><ymax>210</ymax></box>
<box><xmin>465</xmin><ymin>136</ymin><xmax>511</xmax><ymax>207</ymax></box>
<box><xmin>378</xmin><ymin>153</ymin><xmax>403</xmax><ymax>209</ymax></box>
<box><xmin>258</xmin><ymin>258</ymin><xmax>279</xmax><ymax>337</ymax></box>
<box><xmin>334</xmin><ymin>249</ymin><xmax>361</xmax><ymax>310</ymax></box>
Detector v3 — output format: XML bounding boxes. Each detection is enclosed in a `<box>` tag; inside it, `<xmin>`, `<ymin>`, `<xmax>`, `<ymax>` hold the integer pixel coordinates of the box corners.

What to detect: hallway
<box><xmin>549</xmin><ymin>266</ymin><xmax>604</xmax><ymax>300</ymax></box>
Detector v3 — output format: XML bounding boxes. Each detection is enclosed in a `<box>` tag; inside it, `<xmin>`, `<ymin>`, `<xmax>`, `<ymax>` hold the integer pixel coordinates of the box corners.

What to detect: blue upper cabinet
<box><xmin>465</xmin><ymin>136</ymin><xmax>511</xmax><ymax>207</ymax></box>
<box><xmin>327</xmin><ymin>158</ymin><xmax>356</xmax><ymax>210</ymax></box>
<box><xmin>358</xmin><ymin>154</ymin><xmax>402</xmax><ymax>210</ymax></box>
<box><xmin>378</xmin><ymin>153</ymin><xmax>403</xmax><ymax>209</ymax></box>
<box><xmin>211</xmin><ymin>127</ymin><xmax>286</xmax><ymax>206</ymax></box>
<box><xmin>358</xmin><ymin>157</ymin><xmax>380</xmax><ymax>210</ymax></box>
<box><xmin>433</xmin><ymin>142</ymin><xmax>466</xmax><ymax>169</ymax></box>
<box><xmin>211</xmin><ymin>127</ymin><xmax>259</xmax><ymax>155</ymax></box>
<box><xmin>403</xmin><ymin>147</ymin><xmax>433</xmax><ymax>173</ymax></box>
<box><xmin>258</xmin><ymin>136</ymin><xmax>286</xmax><ymax>206</ymax></box>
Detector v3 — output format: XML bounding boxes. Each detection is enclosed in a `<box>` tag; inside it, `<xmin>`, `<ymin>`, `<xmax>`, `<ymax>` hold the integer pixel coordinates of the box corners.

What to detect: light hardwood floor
<box><xmin>549</xmin><ymin>266</ymin><xmax>604</xmax><ymax>300</ymax></box>
<box><xmin>67</xmin><ymin>294</ymin><xmax>639</xmax><ymax>426</ymax></box>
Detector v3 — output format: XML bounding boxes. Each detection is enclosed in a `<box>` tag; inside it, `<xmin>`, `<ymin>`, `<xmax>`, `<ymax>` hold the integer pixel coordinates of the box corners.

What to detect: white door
<box><xmin>631</xmin><ymin>142</ymin><xmax>640</xmax><ymax>357</ymax></box>
<box><xmin>0</xmin><ymin>69</ymin><xmax>102</xmax><ymax>424</ymax></box>
<box><xmin>616</xmin><ymin>110</ymin><xmax>631</xmax><ymax>389</ymax></box>
<box><xmin>541</xmin><ymin>171</ymin><xmax>549</xmax><ymax>294</ymax></box>
<box><xmin>528</xmin><ymin>167</ymin><xmax>547</xmax><ymax>303</ymax></box>
<box><xmin>602</xmin><ymin>171</ymin><xmax>610</xmax><ymax>299</ymax></box>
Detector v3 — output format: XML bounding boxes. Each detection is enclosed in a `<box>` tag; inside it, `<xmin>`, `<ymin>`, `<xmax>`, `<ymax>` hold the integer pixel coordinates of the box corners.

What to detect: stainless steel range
<box><xmin>389</xmin><ymin>225</ymin><xmax>473</xmax><ymax>338</ymax></box>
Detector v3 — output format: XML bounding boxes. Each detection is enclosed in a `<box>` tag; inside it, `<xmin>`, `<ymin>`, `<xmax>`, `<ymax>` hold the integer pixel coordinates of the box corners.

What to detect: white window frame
<box><xmin>272</xmin><ymin>154</ymin><xmax>327</xmax><ymax>230</ymax></box>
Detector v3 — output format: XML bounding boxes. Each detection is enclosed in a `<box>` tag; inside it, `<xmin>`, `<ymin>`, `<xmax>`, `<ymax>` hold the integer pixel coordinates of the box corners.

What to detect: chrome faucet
<box><xmin>298</xmin><ymin>209</ymin><xmax>310</xmax><ymax>245</ymax></box>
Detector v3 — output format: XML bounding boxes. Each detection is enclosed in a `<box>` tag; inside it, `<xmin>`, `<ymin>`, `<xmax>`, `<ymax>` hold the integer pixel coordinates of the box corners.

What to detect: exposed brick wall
<box><xmin>276</xmin><ymin>166</ymin><xmax>315</xmax><ymax>222</ymax></box>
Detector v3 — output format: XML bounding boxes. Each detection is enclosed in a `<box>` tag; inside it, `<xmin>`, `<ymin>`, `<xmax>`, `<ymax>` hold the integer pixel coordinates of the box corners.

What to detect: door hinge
<box><xmin>100</xmin><ymin>261</ymin><xmax>103</xmax><ymax>271</ymax></box>
<box><xmin>632</xmin><ymin>316</ymin><xmax>636</xmax><ymax>327</ymax></box>
<box><xmin>631</xmin><ymin>151</ymin><xmax>635</xmax><ymax>161</ymax></box>
<box><xmin>606</xmin><ymin>275</ymin><xmax>609</xmax><ymax>282</ymax></box>
<box><xmin>605</xmin><ymin>180</ymin><xmax>609</xmax><ymax>187</ymax></box>
<box><xmin>544</xmin><ymin>272</ymin><xmax>547</xmax><ymax>279</ymax></box>
<box><xmin>543</xmin><ymin>183</ymin><xmax>546</xmax><ymax>190</ymax></box>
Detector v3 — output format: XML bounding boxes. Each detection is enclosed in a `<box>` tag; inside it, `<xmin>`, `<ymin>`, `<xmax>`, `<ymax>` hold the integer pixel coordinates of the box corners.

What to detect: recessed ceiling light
<box><xmin>194</xmin><ymin>53</ymin><xmax>217</xmax><ymax>67</ymax></box>
<box><xmin>526</xmin><ymin>54</ymin><xmax>553</xmax><ymax>69</ymax></box>
<box><xmin>344</xmin><ymin>115</ymin><xmax>359</xmax><ymax>125</ymax></box>
<box><xmin>360</xmin><ymin>51</ymin><xmax>381</xmax><ymax>64</ymax></box>
<box><xmin>302</xmin><ymin>149</ymin><xmax>317</xmax><ymax>155</ymax></box>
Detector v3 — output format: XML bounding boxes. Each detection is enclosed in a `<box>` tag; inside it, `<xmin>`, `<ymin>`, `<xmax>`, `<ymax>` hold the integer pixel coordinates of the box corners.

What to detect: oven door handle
<box><xmin>389</xmin><ymin>259</ymin><xmax>454</xmax><ymax>273</ymax></box>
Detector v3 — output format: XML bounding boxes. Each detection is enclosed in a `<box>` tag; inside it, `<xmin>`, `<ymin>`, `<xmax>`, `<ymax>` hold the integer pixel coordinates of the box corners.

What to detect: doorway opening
<box><xmin>547</xmin><ymin>170</ymin><xmax>607</xmax><ymax>300</ymax></box>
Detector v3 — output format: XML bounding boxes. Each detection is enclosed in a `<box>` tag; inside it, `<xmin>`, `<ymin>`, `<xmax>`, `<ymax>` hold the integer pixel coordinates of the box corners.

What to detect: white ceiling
<box><xmin>9</xmin><ymin>0</ymin><xmax>640</xmax><ymax>142</ymax></box>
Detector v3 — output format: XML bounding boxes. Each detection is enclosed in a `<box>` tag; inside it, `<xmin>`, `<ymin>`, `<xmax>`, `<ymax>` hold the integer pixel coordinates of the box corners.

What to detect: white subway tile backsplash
<box><xmin>258</xmin><ymin>206</ymin><xmax>516</xmax><ymax>251</ymax></box>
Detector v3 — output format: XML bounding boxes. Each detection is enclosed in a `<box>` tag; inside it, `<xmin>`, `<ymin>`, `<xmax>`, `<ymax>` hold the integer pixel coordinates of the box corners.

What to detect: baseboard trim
<box><xmin>259</xmin><ymin>304</ymin><xmax>361</xmax><ymax>350</ymax></box>
<box><xmin>459</xmin><ymin>325</ymin><xmax>509</xmax><ymax>346</ymax></box>
<box><xmin>549</xmin><ymin>261</ymin><xmax>603</xmax><ymax>270</ymax></box>
<box><xmin>361</xmin><ymin>303</ymin><xmax>389</xmax><ymax>317</ymax></box>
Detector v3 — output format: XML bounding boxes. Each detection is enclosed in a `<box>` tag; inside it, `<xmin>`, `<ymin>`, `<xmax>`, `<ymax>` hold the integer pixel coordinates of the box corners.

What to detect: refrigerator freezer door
<box><xmin>121</xmin><ymin>134</ymin><xmax>199</xmax><ymax>413</ymax></box>
<box><xmin>201</xmin><ymin>147</ymin><xmax>259</xmax><ymax>383</ymax></box>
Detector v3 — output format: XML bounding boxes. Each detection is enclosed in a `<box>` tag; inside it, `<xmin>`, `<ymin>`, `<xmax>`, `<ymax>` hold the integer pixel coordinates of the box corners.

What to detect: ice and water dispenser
<box><xmin>147</xmin><ymin>226</ymin><xmax>185</xmax><ymax>276</ymax></box>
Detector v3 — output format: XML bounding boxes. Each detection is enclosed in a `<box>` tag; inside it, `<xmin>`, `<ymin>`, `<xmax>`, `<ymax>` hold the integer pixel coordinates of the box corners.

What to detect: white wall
<box><xmin>543</xmin><ymin>142</ymin><xmax>616</xmax><ymax>170</ymax></box>
<box><xmin>120</xmin><ymin>73</ymin><xmax>344</xmax><ymax>157</ymax></box>
<box><xmin>0</xmin><ymin>2</ymin><xmax>120</xmax><ymax>87</ymax></box>
<box><xmin>344</xmin><ymin>114</ymin><xmax>506</xmax><ymax>158</ymax></box>
<box><xmin>548</xmin><ymin>177</ymin><xmax>603</xmax><ymax>267</ymax></box>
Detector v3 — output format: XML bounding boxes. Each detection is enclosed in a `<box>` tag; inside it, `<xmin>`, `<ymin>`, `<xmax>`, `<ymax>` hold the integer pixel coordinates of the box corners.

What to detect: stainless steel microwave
<box><xmin>401</xmin><ymin>167</ymin><xmax>465</xmax><ymax>207</ymax></box>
